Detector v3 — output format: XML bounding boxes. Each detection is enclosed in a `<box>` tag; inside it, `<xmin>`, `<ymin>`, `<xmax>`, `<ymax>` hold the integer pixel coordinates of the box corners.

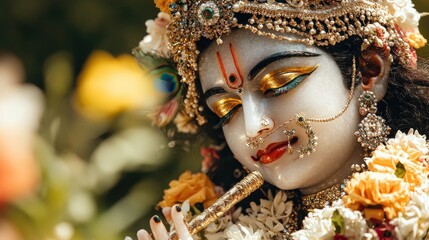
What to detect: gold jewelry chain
<box><xmin>259</xmin><ymin>56</ymin><xmax>357</xmax><ymax>141</ymax></box>
<box><xmin>307</xmin><ymin>57</ymin><xmax>357</xmax><ymax>123</ymax></box>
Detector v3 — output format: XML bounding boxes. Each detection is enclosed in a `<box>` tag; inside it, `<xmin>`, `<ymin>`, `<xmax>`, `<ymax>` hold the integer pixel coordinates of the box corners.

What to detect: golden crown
<box><xmin>149</xmin><ymin>0</ymin><xmax>426</xmax><ymax>127</ymax></box>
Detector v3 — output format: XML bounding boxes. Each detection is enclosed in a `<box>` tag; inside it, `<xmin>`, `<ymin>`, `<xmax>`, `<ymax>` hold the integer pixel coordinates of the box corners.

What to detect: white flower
<box><xmin>292</xmin><ymin>208</ymin><xmax>335</xmax><ymax>240</ymax></box>
<box><xmin>388</xmin><ymin>129</ymin><xmax>428</xmax><ymax>156</ymax></box>
<box><xmin>418</xmin><ymin>178</ymin><xmax>429</xmax><ymax>194</ymax></box>
<box><xmin>236</xmin><ymin>190</ymin><xmax>293</xmax><ymax>240</ymax></box>
<box><xmin>392</xmin><ymin>189</ymin><xmax>429</xmax><ymax>240</ymax></box>
<box><xmin>292</xmin><ymin>200</ymin><xmax>368</xmax><ymax>240</ymax></box>
<box><xmin>224</xmin><ymin>224</ymin><xmax>263</xmax><ymax>240</ymax></box>
<box><xmin>205</xmin><ymin>214</ymin><xmax>234</xmax><ymax>240</ymax></box>
<box><xmin>204</xmin><ymin>208</ymin><xmax>242</xmax><ymax>240</ymax></box>
<box><xmin>383</xmin><ymin>0</ymin><xmax>421</xmax><ymax>35</ymax></box>
<box><xmin>340</xmin><ymin>207</ymin><xmax>369</xmax><ymax>238</ymax></box>
<box><xmin>138</xmin><ymin>12</ymin><xmax>171</xmax><ymax>56</ymax></box>
<box><xmin>173</xmin><ymin>111</ymin><xmax>198</xmax><ymax>134</ymax></box>
<box><xmin>146</xmin><ymin>12</ymin><xmax>170</xmax><ymax>36</ymax></box>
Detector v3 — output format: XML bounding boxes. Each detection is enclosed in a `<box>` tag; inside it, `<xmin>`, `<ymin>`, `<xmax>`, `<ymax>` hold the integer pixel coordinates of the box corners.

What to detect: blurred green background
<box><xmin>0</xmin><ymin>1</ymin><xmax>428</xmax><ymax>240</ymax></box>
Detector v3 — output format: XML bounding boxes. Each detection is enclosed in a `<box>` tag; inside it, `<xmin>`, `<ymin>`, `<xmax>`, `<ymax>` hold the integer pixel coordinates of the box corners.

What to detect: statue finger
<box><xmin>137</xmin><ymin>229</ymin><xmax>153</xmax><ymax>240</ymax></box>
<box><xmin>162</xmin><ymin>206</ymin><xmax>172</xmax><ymax>223</ymax></box>
<box><xmin>171</xmin><ymin>205</ymin><xmax>192</xmax><ymax>240</ymax></box>
<box><xmin>149</xmin><ymin>215</ymin><xmax>169</xmax><ymax>240</ymax></box>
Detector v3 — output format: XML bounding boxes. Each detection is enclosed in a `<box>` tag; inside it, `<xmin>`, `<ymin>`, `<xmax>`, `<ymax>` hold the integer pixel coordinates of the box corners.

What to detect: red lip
<box><xmin>252</xmin><ymin>137</ymin><xmax>298</xmax><ymax>164</ymax></box>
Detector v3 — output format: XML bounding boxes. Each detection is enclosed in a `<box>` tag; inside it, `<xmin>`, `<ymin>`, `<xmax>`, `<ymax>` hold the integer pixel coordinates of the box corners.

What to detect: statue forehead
<box><xmin>198</xmin><ymin>30</ymin><xmax>323</xmax><ymax>88</ymax></box>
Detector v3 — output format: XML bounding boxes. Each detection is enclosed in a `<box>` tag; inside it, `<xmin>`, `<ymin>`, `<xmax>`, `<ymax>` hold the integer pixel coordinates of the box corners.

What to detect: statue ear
<box><xmin>359</xmin><ymin>48</ymin><xmax>391</xmax><ymax>101</ymax></box>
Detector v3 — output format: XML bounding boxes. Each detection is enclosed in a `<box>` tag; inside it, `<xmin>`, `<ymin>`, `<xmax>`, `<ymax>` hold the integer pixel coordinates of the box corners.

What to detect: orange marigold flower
<box><xmin>366</xmin><ymin>137</ymin><xmax>429</xmax><ymax>190</ymax></box>
<box><xmin>154</xmin><ymin>0</ymin><xmax>175</xmax><ymax>13</ymax></box>
<box><xmin>159</xmin><ymin>171</ymin><xmax>219</xmax><ymax>209</ymax></box>
<box><xmin>343</xmin><ymin>171</ymin><xmax>410</xmax><ymax>220</ymax></box>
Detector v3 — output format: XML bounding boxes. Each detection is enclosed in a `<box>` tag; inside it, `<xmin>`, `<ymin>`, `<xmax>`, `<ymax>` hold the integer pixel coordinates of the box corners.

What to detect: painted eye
<box><xmin>212</xmin><ymin>98</ymin><xmax>242</xmax><ymax>118</ymax></box>
<box><xmin>260</xmin><ymin>66</ymin><xmax>318</xmax><ymax>96</ymax></box>
<box><xmin>211</xmin><ymin>97</ymin><xmax>242</xmax><ymax>128</ymax></box>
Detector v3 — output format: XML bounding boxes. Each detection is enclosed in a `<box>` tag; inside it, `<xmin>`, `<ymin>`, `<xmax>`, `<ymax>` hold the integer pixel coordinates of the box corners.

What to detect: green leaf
<box><xmin>332</xmin><ymin>209</ymin><xmax>345</xmax><ymax>234</ymax></box>
<box><xmin>395</xmin><ymin>162</ymin><xmax>406</xmax><ymax>178</ymax></box>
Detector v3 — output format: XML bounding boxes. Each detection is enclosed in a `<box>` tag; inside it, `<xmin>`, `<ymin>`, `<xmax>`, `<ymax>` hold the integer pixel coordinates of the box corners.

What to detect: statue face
<box><xmin>199</xmin><ymin>30</ymin><xmax>363</xmax><ymax>194</ymax></box>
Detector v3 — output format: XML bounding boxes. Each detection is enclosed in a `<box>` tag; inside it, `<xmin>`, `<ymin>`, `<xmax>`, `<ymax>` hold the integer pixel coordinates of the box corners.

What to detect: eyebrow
<box><xmin>248</xmin><ymin>51</ymin><xmax>321</xmax><ymax>81</ymax></box>
<box><xmin>203</xmin><ymin>86</ymin><xmax>227</xmax><ymax>100</ymax></box>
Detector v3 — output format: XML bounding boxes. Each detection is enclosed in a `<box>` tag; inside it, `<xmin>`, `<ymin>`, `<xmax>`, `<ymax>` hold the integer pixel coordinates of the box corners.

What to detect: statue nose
<box><xmin>259</xmin><ymin>116</ymin><xmax>274</xmax><ymax>133</ymax></box>
<box><xmin>242</xmin><ymin>97</ymin><xmax>274</xmax><ymax>137</ymax></box>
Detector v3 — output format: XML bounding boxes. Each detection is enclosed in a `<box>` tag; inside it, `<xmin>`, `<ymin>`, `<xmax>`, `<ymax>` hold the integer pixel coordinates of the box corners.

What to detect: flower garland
<box><xmin>158</xmin><ymin>130</ymin><xmax>429</xmax><ymax>240</ymax></box>
<box><xmin>294</xmin><ymin>129</ymin><xmax>429</xmax><ymax>240</ymax></box>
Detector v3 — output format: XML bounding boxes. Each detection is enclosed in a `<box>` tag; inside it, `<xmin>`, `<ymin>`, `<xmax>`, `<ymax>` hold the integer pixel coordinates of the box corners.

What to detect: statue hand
<box><xmin>125</xmin><ymin>205</ymin><xmax>192</xmax><ymax>240</ymax></box>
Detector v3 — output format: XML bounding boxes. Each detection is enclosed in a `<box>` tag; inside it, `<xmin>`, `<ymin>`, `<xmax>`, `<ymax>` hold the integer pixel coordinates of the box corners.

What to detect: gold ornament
<box><xmin>168</xmin><ymin>171</ymin><xmax>264</xmax><ymax>240</ymax></box>
<box><xmin>165</xmin><ymin>0</ymin><xmax>413</xmax><ymax>125</ymax></box>
<box><xmin>355</xmin><ymin>91</ymin><xmax>391</xmax><ymax>154</ymax></box>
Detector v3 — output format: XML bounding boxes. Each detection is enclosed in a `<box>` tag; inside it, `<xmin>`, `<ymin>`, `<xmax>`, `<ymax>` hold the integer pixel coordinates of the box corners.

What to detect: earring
<box><xmin>355</xmin><ymin>90</ymin><xmax>391</xmax><ymax>154</ymax></box>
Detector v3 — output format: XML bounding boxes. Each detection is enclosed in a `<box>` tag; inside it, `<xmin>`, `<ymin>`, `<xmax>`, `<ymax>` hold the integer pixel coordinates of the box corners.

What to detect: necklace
<box><xmin>301</xmin><ymin>181</ymin><xmax>346</xmax><ymax>211</ymax></box>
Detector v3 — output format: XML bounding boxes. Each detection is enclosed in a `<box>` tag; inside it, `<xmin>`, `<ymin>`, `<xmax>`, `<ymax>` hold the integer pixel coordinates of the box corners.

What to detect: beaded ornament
<box><xmin>151</xmin><ymin>0</ymin><xmax>427</xmax><ymax>128</ymax></box>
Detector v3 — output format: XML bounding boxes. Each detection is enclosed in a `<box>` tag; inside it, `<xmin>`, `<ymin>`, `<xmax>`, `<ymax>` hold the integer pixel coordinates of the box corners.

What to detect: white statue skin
<box><xmin>199</xmin><ymin>29</ymin><xmax>390</xmax><ymax>194</ymax></box>
<box><xmin>131</xmin><ymin>29</ymin><xmax>390</xmax><ymax>240</ymax></box>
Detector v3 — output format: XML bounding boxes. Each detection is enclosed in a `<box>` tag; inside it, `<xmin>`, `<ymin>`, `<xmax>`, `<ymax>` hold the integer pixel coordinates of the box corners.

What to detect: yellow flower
<box><xmin>75</xmin><ymin>51</ymin><xmax>163</xmax><ymax>120</ymax></box>
<box><xmin>154</xmin><ymin>0</ymin><xmax>175</xmax><ymax>13</ymax></box>
<box><xmin>366</xmin><ymin>130</ymin><xmax>429</xmax><ymax>190</ymax></box>
<box><xmin>159</xmin><ymin>171</ymin><xmax>219</xmax><ymax>209</ymax></box>
<box><xmin>407</xmin><ymin>32</ymin><xmax>428</xmax><ymax>49</ymax></box>
<box><xmin>343</xmin><ymin>171</ymin><xmax>410</xmax><ymax>220</ymax></box>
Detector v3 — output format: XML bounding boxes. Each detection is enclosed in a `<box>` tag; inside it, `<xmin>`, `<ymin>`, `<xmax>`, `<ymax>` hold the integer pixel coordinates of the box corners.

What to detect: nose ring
<box><xmin>260</xmin><ymin>116</ymin><xmax>273</xmax><ymax>128</ymax></box>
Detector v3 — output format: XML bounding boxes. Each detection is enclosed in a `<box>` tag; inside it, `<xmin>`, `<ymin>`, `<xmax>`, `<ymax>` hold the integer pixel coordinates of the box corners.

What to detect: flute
<box><xmin>168</xmin><ymin>171</ymin><xmax>264</xmax><ymax>240</ymax></box>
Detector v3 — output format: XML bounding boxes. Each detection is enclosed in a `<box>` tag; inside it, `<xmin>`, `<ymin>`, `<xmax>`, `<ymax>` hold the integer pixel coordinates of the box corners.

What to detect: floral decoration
<box><xmin>173</xmin><ymin>111</ymin><xmax>198</xmax><ymax>134</ymax></box>
<box><xmin>366</xmin><ymin>130</ymin><xmax>429</xmax><ymax>190</ymax></box>
<box><xmin>342</xmin><ymin>171</ymin><xmax>410</xmax><ymax>219</ymax></box>
<box><xmin>134</xmin><ymin>11</ymin><xmax>190</xmax><ymax>133</ymax></box>
<box><xmin>157</xmin><ymin>130</ymin><xmax>429</xmax><ymax>240</ymax></box>
<box><xmin>291</xmin><ymin>200</ymin><xmax>370</xmax><ymax>240</ymax></box>
<box><xmin>382</xmin><ymin>0</ymin><xmax>428</xmax><ymax>48</ymax></box>
<box><xmin>224</xmin><ymin>224</ymin><xmax>263</xmax><ymax>240</ymax></box>
<box><xmin>235</xmin><ymin>190</ymin><xmax>294</xmax><ymax>240</ymax></box>
<box><xmin>295</xmin><ymin>129</ymin><xmax>429</xmax><ymax>240</ymax></box>
<box><xmin>138</xmin><ymin>12</ymin><xmax>171</xmax><ymax>56</ymax></box>
<box><xmin>391</xmin><ymin>188</ymin><xmax>429</xmax><ymax>239</ymax></box>
<box><xmin>161</xmin><ymin>187</ymin><xmax>295</xmax><ymax>240</ymax></box>
<box><xmin>201</xmin><ymin>145</ymin><xmax>222</xmax><ymax>173</ymax></box>
<box><xmin>154</xmin><ymin>0</ymin><xmax>175</xmax><ymax>14</ymax></box>
<box><xmin>148</xmin><ymin>98</ymin><xmax>179</xmax><ymax>127</ymax></box>
<box><xmin>158</xmin><ymin>171</ymin><xmax>220</xmax><ymax>209</ymax></box>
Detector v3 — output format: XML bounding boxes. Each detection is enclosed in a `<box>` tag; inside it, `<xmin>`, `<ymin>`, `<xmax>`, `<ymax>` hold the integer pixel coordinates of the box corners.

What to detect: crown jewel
<box><xmin>151</xmin><ymin>0</ymin><xmax>425</xmax><ymax>127</ymax></box>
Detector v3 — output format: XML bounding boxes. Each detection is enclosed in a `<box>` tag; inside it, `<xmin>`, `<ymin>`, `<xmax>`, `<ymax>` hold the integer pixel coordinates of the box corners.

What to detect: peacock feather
<box><xmin>133</xmin><ymin>47</ymin><xmax>182</xmax><ymax>127</ymax></box>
